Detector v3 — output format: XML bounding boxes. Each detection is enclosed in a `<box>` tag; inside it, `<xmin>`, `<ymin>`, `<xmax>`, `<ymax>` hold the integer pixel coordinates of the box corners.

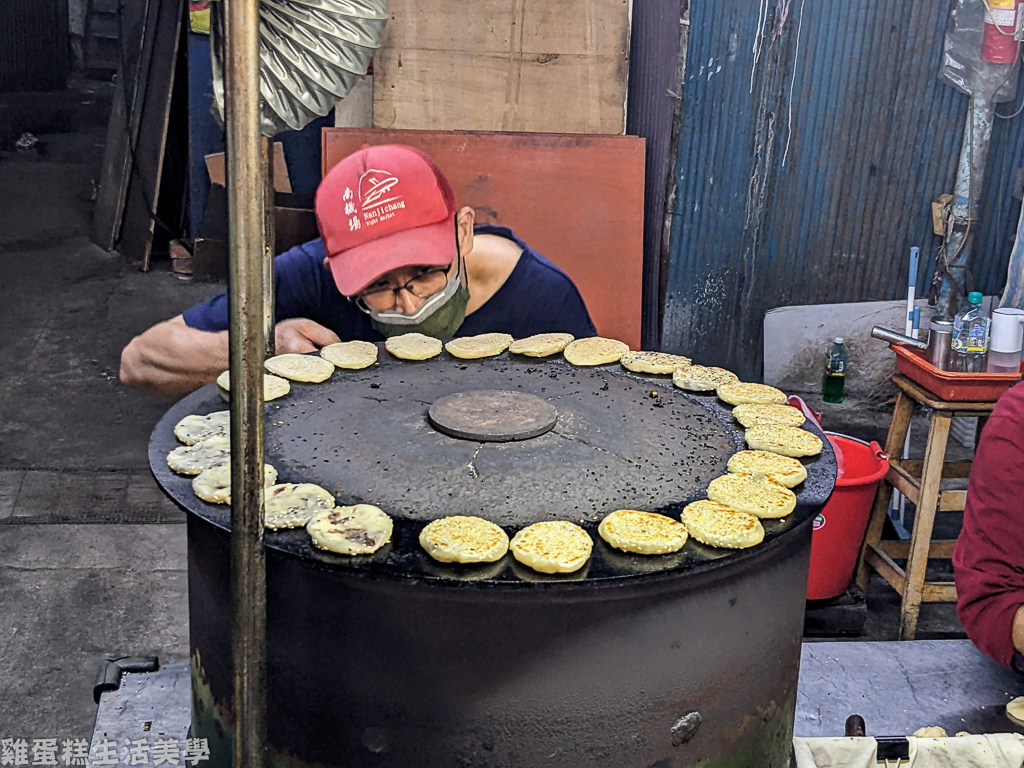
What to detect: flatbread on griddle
<box><xmin>167</xmin><ymin>435</ymin><xmax>231</xmax><ymax>475</ymax></box>
<box><xmin>598</xmin><ymin>509</ymin><xmax>688</xmax><ymax>555</ymax></box>
<box><xmin>508</xmin><ymin>333</ymin><xmax>574</xmax><ymax>357</ymax></box>
<box><xmin>680</xmin><ymin>500</ymin><xmax>765</xmax><ymax>549</ymax></box>
<box><xmin>445</xmin><ymin>333</ymin><xmax>514</xmax><ymax>360</ymax></box>
<box><xmin>563</xmin><ymin>337</ymin><xmax>630</xmax><ymax>367</ymax></box>
<box><xmin>706</xmin><ymin>472</ymin><xmax>797</xmax><ymax>519</ymax></box>
<box><xmin>619</xmin><ymin>351</ymin><xmax>692</xmax><ymax>375</ymax></box>
<box><xmin>745</xmin><ymin>424</ymin><xmax>823</xmax><ymax>458</ymax></box>
<box><xmin>264</xmin><ymin>483</ymin><xmax>336</xmax><ymax>530</ymax></box>
<box><xmin>716</xmin><ymin>381</ymin><xmax>787</xmax><ymax>406</ymax></box>
<box><xmin>307</xmin><ymin>504</ymin><xmax>393</xmax><ymax>555</ymax></box>
<box><xmin>672</xmin><ymin>365</ymin><xmax>739</xmax><ymax>392</ymax></box>
<box><xmin>174</xmin><ymin>410</ymin><xmax>229</xmax><ymax>445</ymax></box>
<box><xmin>385</xmin><ymin>333</ymin><xmax>443</xmax><ymax>361</ymax></box>
<box><xmin>510</xmin><ymin>521</ymin><xmax>593</xmax><ymax>574</ymax></box>
<box><xmin>216</xmin><ymin>371</ymin><xmax>291</xmax><ymax>401</ymax></box>
<box><xmin>320</xmin><ymin>340</ymin><xmax>378</xmax><ymax>370</ymax></box>
<box><xmin>732</xmin><ymin>403</ymin><xmax>805</xmax><ymax>429</ymax></box>
<box><xmin>192</xmin><ymin>462</ymin><xmax>278</xmax><ymax>505</ymax></box>
<box><xmin>727</xmin><ymin>450</ymin><xmax>807</xmax><ymax>488</ymax></box>
<box><xmin>265</xmin><ymin>353</ymin><xmax>334</xmax><ymax>383</ymax></box>
<box><xmin>419</xmin><ymin>516</ymin><xmax>509</xmax><ymax>564</ymax></box>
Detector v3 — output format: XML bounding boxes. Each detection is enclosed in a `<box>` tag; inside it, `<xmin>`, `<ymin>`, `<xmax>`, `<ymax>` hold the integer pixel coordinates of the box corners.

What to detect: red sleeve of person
<box><xmin>953</xmin><ymin>381</ymin><xmax>1024</xmax><ymax>669</ymax></box>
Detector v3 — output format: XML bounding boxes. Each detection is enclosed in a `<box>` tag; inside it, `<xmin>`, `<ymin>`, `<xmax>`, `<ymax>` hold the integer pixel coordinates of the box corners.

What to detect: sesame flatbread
<box><xmin>192</xmin><ymin>462</ymin><xmax>278</xmax><ymax>505</ymax></box>
<box><xmin>320</xmin><ymin>340</ymin><xmax>378</xmax><ymax>370</ymax></box>
<box><xmin>174</xmin><ymin>410</ymin><xmax>229</xmax><ymax>445</ymax></box>
<box><xmin>307</xmin><ymin>504</ymin><xmax>393</xmax><ymax>555</ymax></box>
<box><xmin>732</xmin><ymin>403</ymin><xmax>805</xmax><ymax>429</ymax></box>
<box><xmin>385</xmin><ymin>333</ymin><xmax>443</xmax><ymax>361</ymax></box>
<box><xmin>509</xmin><ymin>333</ymin><xmax>574</xmax><ymax>357</ymax></box>
<box><xmin>912</xmin><ymin>727</ymin><xmax>948</xmax><ymax>739</ymax></box>
<box><xmin>620</xmin><ymin>351</ymin><xmax>692</xmax><ymax>375</ymax></box>
<box><xmin>167</xmin><ymin>435</ymin><xmax>231</xmax><ymax>475</ymax></box>
<box><xmin>1006</xmin><ymin>696</ymin><xmax>1024</xmax><ymax>727</ymax></box>
<box><xmin>563</xmin><ymin>337</ymin><xmax>630</xmax><ymax>367</ymax></box>
<box><xmin>598</xmin><ymin>509</ymin><xmax>688</xmax><ymax>555</ymax></box>
<box><xmin>419</xmin><ymin>515</ymin><xmax>509</xmax><ymax>564</ymax></box>
<box><xmin>445</xmin><ymin>333</ymin><xmax>514</xmax><ymax>360</ymax></box>
<box><xmin>672</xmin><ymin>365</ymin><xmax>739</xmax><ymax>392</ymax></box>
<box><xmin>216</xmin><ymin>371</ymin><xmax>291</xmax><ymax>401</ymax></box>
<box><xmin>706</xmin><ymin>472</ymin><xmax>797</xmax><ymax>519</ymax></box>
<box><xmin>264</xmin><ymin>483</ymin><xmax>336</xmax><ymax>530</ymax></box>
<box><xmin>265</xmin><ymin>353</ymin><xmax>335</xmax><ymax>383</ymax></box>
<box><xmin>510</xmin><ymin>521</ymin><xmax>593</xmax><ymax>574</ymax></box>
<box><xmin>681</xmin><ymin>500</ymin><xmax>765</xmax><ymax>550</ymax></box>
<box><xmin>745</xmin><ymin>424</ymin><xmax>823</xmax><ymax>458</ymax></box>
<box><xmin>727</xmin><ymin>450</ymin><xmax>807</xmax><ymax>488</ymax></box>
<box><xmin>717</xmin><ymin>381</ymin><xmax>787</xmax><ymax>406</ymax></box>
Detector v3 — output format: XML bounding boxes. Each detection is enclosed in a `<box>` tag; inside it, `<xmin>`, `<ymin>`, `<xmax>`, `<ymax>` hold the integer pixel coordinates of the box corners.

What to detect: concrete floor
<box><xmin>0</xmin><ymin>76</ymin><xmax>969</xmax><ymax>743</ymax></box>
<box><xmin>0</xmin><ymin>77</ymin><xmax>218</xmax><ymax>742</ymax></box>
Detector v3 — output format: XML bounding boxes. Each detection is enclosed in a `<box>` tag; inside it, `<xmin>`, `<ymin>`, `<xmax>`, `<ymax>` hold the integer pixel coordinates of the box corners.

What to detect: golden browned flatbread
<box><xmin>680</xmin><ymin>500</ymin><xmax>765</xmax><ymax>549</ymax></box>
<box><xmin>264</xmin><ymin>483</ymin><xmax>336</xmax><ymax>530</ymax></box>
<box><xmin>598</xmin><ymin>509</ymin><xmax>688</xmax><ymax>554</ymax></box>
<box><xmin>706</xmin><ymin>472</ymin><xmax>797</xmax><ymax>519</ymax></box>
<box><xmin>385</xmin><ymin>333</ymin><xmax>443</xmax><ymax>361</ymax></box>
<box><xmin>563</xmin><ymin>337</ymin><xmax>630</xmax><ymax>367</ymax></box>
<box><xmin>510</xmin><ymin>521</ymin><xmax>593</xmax><ymax>573</ymax></box>
<box><xmin>320</xmin><ymin>340</ymin><xmax>379</xmax><ymax>370</ymax></box>
<box><xmin>716</xmin><ymin>382</ymin><xmax>787</xmax><ymax>406</ymax></box>
<box><xmin>264</xmin><ymin>353</ymin><xmax>334</xmax><ymax>383</ymax></box>
<box><xmin>726</xmin><ymin>450</ymin><xmax>807</xmax><ymax>488</ymax></box>
<box><xmin>173</xmin><ymin>411</ymin><xmax>229</xmax><ymax>445</ymax></box>
<box><xmin>167</xmin><ymin>435</ymin><xmax>230</xmax><ymax>475</ymax></box>
<box><xmin>216</xmin><ymin>371</ymin><xmax>290</xmax><ymax>401</ymax></box>
<box><xmin>620</xmin><ymin>351</ymin><xmax>692</xmax><ymax>375</ymax></box>
<box><xmin>307</xmin><ymin>504</ymin><xmax>393</xmax><ymax>555</ymax></box>
<box><xmin>732</xmin><ymin>403</ymin><xmax>805</xmax><ymax>429</ymax></box>
<box><xmin>509</xmin><ymin>333</ymin><xmax>575</xmax><ymax>357</ymax></box>
<box><xmin>445</xmin><ymin>333</ymin><xmax>514</xmax><ymax>360</ymax></box>
<box><xmin>672</xmin><ymin>365</ymin><xmax>739</xmax><ymax>392</ymax></box>
<box><xmin>745</xmin><ymin>424</ymin><xmax>823</xmax><ymax>458</ymax></box>
<box><xmin>419</xmin><ymin>516</ymin><xmax>509</xmax><ymax>563</ymax></box>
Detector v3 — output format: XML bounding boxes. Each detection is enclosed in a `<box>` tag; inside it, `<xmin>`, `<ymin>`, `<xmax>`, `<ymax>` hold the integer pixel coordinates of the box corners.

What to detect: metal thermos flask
<box><xmin>927</xmin><ymin>317</ymin><xmax>953</xmax><ymax>371</ymax></box>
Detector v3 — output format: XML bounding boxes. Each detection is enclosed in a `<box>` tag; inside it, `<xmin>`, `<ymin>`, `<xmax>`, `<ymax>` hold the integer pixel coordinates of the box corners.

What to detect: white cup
<box><xmin>991</xmin><ymin>308</ymin><xmax>1024</xmax><ymax>353</ymax></box>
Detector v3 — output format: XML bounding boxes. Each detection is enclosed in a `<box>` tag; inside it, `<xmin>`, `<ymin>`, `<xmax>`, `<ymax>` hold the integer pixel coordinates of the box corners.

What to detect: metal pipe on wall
<box><xmin>223</xmin><ymin>0</ymin><xmax>268</xmax><ymax>764</ymax></box>
<box><xmin>936</xmin><ymin>97</ymin><xmax>994</xmax><ymax>317</ymax></box>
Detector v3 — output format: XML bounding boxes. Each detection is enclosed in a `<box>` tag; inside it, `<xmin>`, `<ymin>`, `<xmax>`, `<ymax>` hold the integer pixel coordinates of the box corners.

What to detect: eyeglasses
<box><xmin>355</xmin><ymin>266</ymin><xmax>451</xmax><ymax>312</ymax></box>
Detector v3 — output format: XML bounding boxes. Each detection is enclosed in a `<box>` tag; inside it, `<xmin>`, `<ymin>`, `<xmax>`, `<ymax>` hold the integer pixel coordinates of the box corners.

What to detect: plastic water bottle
<box><xmin>822</xmin><ymin>337</ymin><xmax>848</xmax><ymax>404</ymax></box>
<box><xmin>951</xmin><ymin>292</ymin><xmax>990</xmax><ymax>373</ymax></box>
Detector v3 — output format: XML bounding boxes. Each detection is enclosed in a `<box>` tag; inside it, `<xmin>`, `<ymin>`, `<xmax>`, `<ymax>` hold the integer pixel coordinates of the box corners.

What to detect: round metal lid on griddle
<box><xmin>150</xmin><ymin>346</ymin><xmax>837</xmax><ymax>585</ymax></box>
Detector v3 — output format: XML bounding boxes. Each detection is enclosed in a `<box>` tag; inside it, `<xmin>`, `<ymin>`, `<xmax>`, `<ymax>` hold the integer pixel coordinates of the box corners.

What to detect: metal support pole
<box><xmin>936</xmin><ymin>97</ymin><xmax>994</xmax><ymax>317</ymax></box>
<box><xmin>262</xmin><ymin>136</ymin><xmax>276</xmax><ymax>359</ymax></box>
<box><xmin>224</xmin><ymin>0</ymin><xmax>267</xmax><ymax>764</ymax></box>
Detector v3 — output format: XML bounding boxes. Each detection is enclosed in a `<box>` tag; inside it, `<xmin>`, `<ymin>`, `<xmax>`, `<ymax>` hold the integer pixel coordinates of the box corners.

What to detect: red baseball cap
<box><xmin>315</xmin><ymin>144</ymin><xmax>458</xmax><ymax>296</ymax></box>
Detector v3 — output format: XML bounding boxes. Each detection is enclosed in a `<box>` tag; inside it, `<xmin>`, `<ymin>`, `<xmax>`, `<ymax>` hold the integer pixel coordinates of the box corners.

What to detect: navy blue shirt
<box><xmin>183</xmin><ymin>225</ymin><xmax>596</xmax><ymax>340</ymax></box>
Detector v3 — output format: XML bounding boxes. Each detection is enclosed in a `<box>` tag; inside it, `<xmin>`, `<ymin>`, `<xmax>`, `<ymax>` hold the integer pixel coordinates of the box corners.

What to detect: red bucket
<box><xmin>806</xmin><ymin>433</ymin><xmax>889</xmax><ymax>600</ymax></box>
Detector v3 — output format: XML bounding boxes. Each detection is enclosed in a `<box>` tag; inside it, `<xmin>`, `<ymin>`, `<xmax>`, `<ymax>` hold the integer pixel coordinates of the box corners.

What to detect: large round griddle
<box><xmin>150</xmin><ymin>346</ymin><xmax>837</xmax><ymax>586</ymax></box>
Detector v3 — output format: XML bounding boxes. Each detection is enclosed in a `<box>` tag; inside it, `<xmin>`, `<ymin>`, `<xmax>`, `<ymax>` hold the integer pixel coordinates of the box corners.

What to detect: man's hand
<box><xmin>275</xmin><ymin>318</ymin><xmax>342</xmax><ymax>354</ymax></box>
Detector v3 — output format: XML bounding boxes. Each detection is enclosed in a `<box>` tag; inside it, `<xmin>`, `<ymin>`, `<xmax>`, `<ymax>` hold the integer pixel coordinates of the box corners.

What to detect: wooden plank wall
<box><xmin>374</xmin><ymin>0</ymin><xmax>631</xmax><ymax>134</ymax></box>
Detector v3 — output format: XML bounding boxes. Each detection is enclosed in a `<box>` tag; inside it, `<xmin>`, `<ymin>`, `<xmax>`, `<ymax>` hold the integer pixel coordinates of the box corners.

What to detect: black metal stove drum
<box><xmin>151</xmin><ymin>345</ymin><xmax>837</xmax><ymax>767</ymax></box>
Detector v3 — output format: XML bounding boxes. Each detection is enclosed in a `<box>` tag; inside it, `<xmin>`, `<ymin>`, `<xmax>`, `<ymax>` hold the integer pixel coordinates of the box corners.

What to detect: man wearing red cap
<box><xmin>121</xmin><ymin>145</ymin><xmax>596</xmax><ymax>396</ymax></box>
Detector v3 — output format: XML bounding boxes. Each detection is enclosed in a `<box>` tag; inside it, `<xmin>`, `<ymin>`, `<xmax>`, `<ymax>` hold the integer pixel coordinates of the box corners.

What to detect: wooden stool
<box><xmin>854</xmin><ymin>375</ymin><xmax>995</xmax><ymax>640</ymax></box>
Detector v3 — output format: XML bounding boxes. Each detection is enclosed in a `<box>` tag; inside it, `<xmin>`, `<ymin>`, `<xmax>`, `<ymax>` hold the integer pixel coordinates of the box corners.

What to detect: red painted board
<box><xmin>322</xmin><ymin>128</ymin><xmax>645</xmax><ymax>350</ymax></box>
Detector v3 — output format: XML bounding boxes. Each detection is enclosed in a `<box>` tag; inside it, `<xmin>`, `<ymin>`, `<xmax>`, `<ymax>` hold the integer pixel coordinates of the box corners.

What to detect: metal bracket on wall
<box><xmin>93</xmin><ymin>656</ymin><xmax>159</xmax><ymax>703</ymax></box>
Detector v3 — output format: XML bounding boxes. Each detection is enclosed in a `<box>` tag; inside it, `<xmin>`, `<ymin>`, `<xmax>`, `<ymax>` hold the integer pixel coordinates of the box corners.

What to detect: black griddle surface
<box><xmin>150</xmin><ymin>347</ymin><xmax>837</xmax><ymax>586</ymax></box>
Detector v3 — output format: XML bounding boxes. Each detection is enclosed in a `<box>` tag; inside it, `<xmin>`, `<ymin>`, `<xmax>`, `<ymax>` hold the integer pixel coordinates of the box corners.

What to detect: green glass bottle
<box><xmin>822</xmin><ymin>337</ymin><xmax>848</xmax><ymax>404</ymax></box>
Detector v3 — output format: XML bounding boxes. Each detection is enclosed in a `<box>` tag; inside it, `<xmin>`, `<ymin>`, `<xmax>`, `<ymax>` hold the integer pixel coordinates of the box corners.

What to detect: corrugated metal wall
<box><xmin>662</xmin><ymin>0</ymin><xmax>1024</xmax><ymax>379</ymax></box>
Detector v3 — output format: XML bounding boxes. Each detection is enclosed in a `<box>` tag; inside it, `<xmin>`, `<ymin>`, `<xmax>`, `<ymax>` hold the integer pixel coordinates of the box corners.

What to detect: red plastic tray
<box><xmin>892</xmin><ymin>345</ymin><xmax>1022</xmax><ymax>402</ymax></box>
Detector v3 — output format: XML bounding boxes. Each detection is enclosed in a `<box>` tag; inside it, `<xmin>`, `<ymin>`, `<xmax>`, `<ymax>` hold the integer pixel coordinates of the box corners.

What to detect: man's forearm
<box><xmin>120</xmin><ymin>317</ymin><xmax>230</xmax><ymax>397</ymax></box>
